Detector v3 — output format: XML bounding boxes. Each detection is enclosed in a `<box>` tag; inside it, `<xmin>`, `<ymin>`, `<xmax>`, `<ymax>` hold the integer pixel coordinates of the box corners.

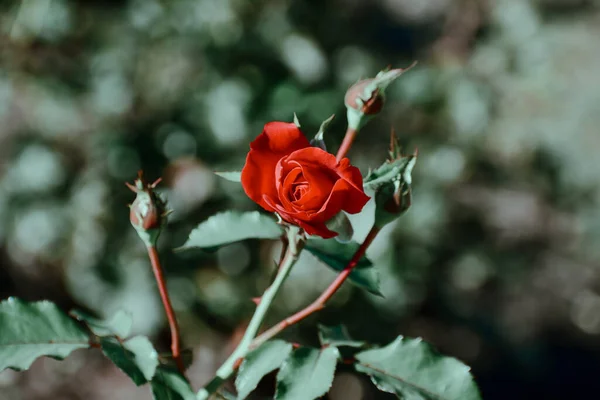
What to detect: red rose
<box><xmin>241</xmin><ymin>122</ymin><xmax>370</xmax><ymax>238</ymax></box>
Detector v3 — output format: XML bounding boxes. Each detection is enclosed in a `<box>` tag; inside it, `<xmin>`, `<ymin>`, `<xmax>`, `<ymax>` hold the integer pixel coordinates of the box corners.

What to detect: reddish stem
<box><xmin>251</xmin><ymin>226</ymin><xmax>380</xmax><ymax>348</ymax></box>
<box><xmin>336</xmin><ymin>127</ymin><xmax>358</xmax><ymax>161</ymax></box>
<box><xmin>147</xmin><ymin>245</ymin><xmax>185</xmax><ymax>374</ymax></box>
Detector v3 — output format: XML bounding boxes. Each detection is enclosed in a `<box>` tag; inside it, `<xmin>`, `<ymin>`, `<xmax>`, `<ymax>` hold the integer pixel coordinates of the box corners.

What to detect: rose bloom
<box><xmin>241</xmin><ymin>122</ymin><xmax>370</xmax><ymax>238</ymax></box>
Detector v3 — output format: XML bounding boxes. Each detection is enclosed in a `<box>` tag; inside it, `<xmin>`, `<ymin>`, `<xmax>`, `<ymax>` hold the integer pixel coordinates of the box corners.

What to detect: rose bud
<box><xmin>373</xmin><ymin>178</ymin><xmax>412</xmax><ymax>228</ymax></box>
<box><xmin>344</xmin><ymin>80</ymin><xmax>384</xmax><ymax>116</ymax></box>
<box><xmin>241</xmin><ymin>122</ymin><xmax>370</xmax><ymax>238</ymax></box>
<box><xmin>126</xmin><ymin>171</ymin><xmax>169</xmax><ymax>246</ymax></box>
<box><xmin>344</xmin><ymin>62</ymin><xmax>417</xmax><ymax>130</ymax></box>
<box><xmin>364</xmin><ymin>133</ymin><xmax>417</xmax><ymax>228</ymax></box>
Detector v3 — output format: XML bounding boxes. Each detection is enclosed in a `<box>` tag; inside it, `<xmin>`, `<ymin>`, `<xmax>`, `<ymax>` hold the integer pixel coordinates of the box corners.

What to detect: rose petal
<box><xmin>333</xmin><ymin>158</ymin><xmax>367</xmax><ymax>197</ymax></box>
<box><xmin>298</xmin><ymin>220</ymin><xmax>338</xmax><ymax>238</ymax></box>
<box><xmin>295</xmin><ymin>164</ymin><xmax>335</xmax><ymax>209</ymax></box>
<box><xmin>241</xmin><ymin>122</ymin><xmax>310</xmax><ymax>211</ymax></box>
<box><xmin>263</xmin><ymin>195</ymin><xmax>337</xmax><ymax>238</ymax></box>
<box><xmin>279</xmin><ymin>166</ymin><xmax>303</xmax><ymax>207</ymax></box>
<box><xmin>277</xmin><ymin>153</ymin><xmax>333</xmax><ymax>211</ymax></box>
<box><xmin>282</xmin><ymin>148</ymin><xmax>370</xmax><ymax>215</ymax></box>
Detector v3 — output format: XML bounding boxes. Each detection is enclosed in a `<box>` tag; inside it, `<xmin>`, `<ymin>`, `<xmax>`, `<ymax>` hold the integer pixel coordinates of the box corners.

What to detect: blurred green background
<box><xmin>1</xmin><ymin>0</ymin><xmax>600</xmax><ymax>399</ymax></box>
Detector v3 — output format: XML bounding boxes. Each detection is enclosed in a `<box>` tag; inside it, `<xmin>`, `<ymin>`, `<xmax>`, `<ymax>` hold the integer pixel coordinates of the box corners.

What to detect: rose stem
<box><xmin>336</xmin><ymin>126</ymin><xmax>358</xmax><ymax>161</ymax></box>
<box><xmin>196</xmin><ymin>227</ymin><xmax>305</xmax><ymax>400</ymax></box>
<box><xmin>254</xmin><ymin>238</ymin><xmax>290</xmax><ymax>305</ymax></box>
<box><xmin>147</xmin><ymin>245</ymin><xmax>185</xmax><ymax>375</ymax></box>
<box><xmin>250</xmin><ymin>225</ymin><xmax>380</xmax><ymax>349</ymax></box>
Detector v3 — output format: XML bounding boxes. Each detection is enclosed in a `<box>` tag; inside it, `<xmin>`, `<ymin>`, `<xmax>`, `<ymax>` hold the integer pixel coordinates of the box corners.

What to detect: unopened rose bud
<box><xmin>364</xmin><ymin>132</ymin><xmax>417</xmax><ymax>228</ymax></box>
<box><xmin>126</xmin><ymin>171</ymin><xmax>169</xmax><ymax>247</ymax></box>
<box><xmin>344</xmin><ymin>80</ymin><xmax>385</xmax><ymax>116</ymax></box>
<box><xmin>344</xmin><ymin>63</ymin><xmax>416</xmax><ymax>130</ymax></box>
<box><xmin>373</xmin><ymin>179</ymin><xmax>412</xmax><ymax>228</ymax></box>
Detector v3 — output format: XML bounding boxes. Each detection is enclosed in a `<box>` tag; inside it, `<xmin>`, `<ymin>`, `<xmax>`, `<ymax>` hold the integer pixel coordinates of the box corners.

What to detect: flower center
<box><xmin>292</xmin><ymin>182</ymin><xmax>309</xmax><ymax>201</ymax></box>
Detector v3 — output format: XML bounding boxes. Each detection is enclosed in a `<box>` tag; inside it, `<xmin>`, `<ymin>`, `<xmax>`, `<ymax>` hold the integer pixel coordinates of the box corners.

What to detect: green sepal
<box><xmin>310</xmin><ymin>114</ymin><xmax>335</xmax><ymax>151</ymax></box>
<box><xmin>214</xmin><ymin>171</ymin><xmax>242</xmax><ymax>182</ymax></box>
<box><xmin>324</xmin><ymin>211</ymin><xmax>353</xmax><ymax>243</ymax></box>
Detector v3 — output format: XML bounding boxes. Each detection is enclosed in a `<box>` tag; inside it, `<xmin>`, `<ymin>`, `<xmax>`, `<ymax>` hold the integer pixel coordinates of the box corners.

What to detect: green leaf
<box><xmin>215</xmin><ymin>171</ymin><xmax>242</xmax><ymax>182</ymax></box>
<box><xmin>305</xmin><ymin>239</ymin><xmax>382</xmax><ymax>296</ymax></box>
<box><xmin>236</xmin><ymin>340</ymin><xmax>293</xmax><ymax>399</ymax></box>
<box><xmin>70</xmin><ymin>309</ymin><xmax>132</xmax><ymax>338</ymax></box>
<box><xmin>100</xmin><ymin>336</ymin><xmax>159</xmax><ymax>385</ymax></box>
<box><xmin>177</xmin><ymin>211</ymin><xmax>283</xmax><ymax>250</ymax></box>
<box><xmin>275</xmin><ymin>346</ymin><xmax>339</xmax><ymax>400</ymax></box>
<box><xmin>305</xmin><ymin>238</ymin><xmax>371</xmax><ymax>269</ymax></box>
<box><xmin>355</xmin><ymin>336</ymin><xmax>482</xmax><ymax>400</ymax></box>
<box><xmin>151</xmin><ymin>366</ymin><xmax>196</xmax><ymax>400</ymax></box>
<box><xmin>0</xmin><ymin>298</ymin><xmax>90</xmax><ymax>372</ymax></box>
<box><xmin>318</xmin><ymin>325</ymin><xmax>365</xmax><ymax>348</ymax></box>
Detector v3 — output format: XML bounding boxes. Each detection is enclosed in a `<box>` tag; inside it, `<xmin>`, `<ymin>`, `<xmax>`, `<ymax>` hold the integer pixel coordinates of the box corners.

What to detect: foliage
<box><xmin>305</xmin><ymin>238</ymin><xmax>382</xmax><ymax>296</ymax></box>
<box><xmin>100</xmin><ymin>336</ymin><xmax>159</xmax><ymax>386</ymax></box>
<box><xmin>0</xmin><ymin>298</ymin><xmax>89</xmax><ymax>372</ymax></box>
<box><xmin>236</xmin><ymin>340</ymin><xmax>293</xmax><ymax>399</ymax></box>
<box><xmin>178</xmin><ymin>211</ymin><xmax>283</xmax><ymax>249</ymax></box>
<box><xmin>355</xmin><ymin>336</ymin><xmax>481</xmax><ymax>400</ymax></box>
<box><xmin>317</xmin><ymin>324</ymin><xmax>365</xmax><ymax>348</ymax></box>
<box><xmin>151</xmin><ymin>367</ymin><xmax>196</xmax><ymax>400</ymax></box>
<box><xmin>71</xmin><ymin>309</ymin><xmax>133</xmax><ymax>339</ymax></box>
<box><xmin>274</xmin><ymin>346</ymin><xmax>339</xmax><ymax>400</ymax></box>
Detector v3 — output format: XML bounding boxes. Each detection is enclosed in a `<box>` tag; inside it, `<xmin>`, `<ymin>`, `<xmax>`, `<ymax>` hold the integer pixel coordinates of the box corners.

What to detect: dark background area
<box><xmin>1</xmin><ymin>0</ymin><xmax>600</xmax><ymax>399</ymax></box>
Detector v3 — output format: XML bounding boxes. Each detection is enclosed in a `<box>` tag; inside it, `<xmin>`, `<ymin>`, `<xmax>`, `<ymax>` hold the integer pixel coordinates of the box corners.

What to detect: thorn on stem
<box><xmin>151</xmin><ymin>177</ymin><xmax>163</xmax><ymax>188</ymax></box>
<box><xmin>125</xmin><ymin>181</ymin><xmax>137</xmax><ymax>193</ymax></box>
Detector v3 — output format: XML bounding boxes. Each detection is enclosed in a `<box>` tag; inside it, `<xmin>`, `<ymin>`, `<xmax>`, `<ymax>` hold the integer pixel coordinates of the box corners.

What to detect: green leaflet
<box><xmin>71</xmin><ymin>309</ymin><xmax>132</xmax><ymax>339</ymax></box>
<box><xmin>100</xmin><ymin>336</ymin><xmax>159</xmax><ymax>385</ymax></box>
<box><xmin>0</xmin><ymin>298</ymin><xmax>89</xmax><ymax>372</ymax></box>
<box><xmin>305</xmin><ymin>238</ymin><xmax>382</xmax><ymax>296</ymax></box>
<box><xmin>235</xmin><ymin>340</ymin><xmax>293</xmax><ymax>399</ymax></box>
<box><xmin>177</xmin><ymin>211</ymin><xmax>283</xmax><ymax>250</ymax></box>
<box><xmin>355</xmin><ymin>336</ymin><xmax>482</xmax><ymax>400</ymax></box>
<box><xmin>275</xmin><ymin>346</ymin><xmax>340</xmax><ymax>400</ymax></box>
<box><xmin>151</xmin><ymin>366</ymin><xmax>196</xmax><ymax>400</ymax></box>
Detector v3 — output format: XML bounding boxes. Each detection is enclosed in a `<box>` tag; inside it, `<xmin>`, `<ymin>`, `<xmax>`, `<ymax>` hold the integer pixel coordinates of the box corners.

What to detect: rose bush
<box><xmin>241</xmin><ymin>122</ymin><xmax>370</xmax><ymax>238</ymax></box>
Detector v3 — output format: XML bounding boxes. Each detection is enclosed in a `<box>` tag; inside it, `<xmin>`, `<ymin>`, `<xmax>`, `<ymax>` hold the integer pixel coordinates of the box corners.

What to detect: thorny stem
<box><xmin>336</xmin><ymin>126</ymin><xmax>358</xmax><ymax>161</ymax></box>
<box><xmin>251</xmin><ymin>225</ymin><xmax>380</xmax><ymax>349</ymax></box>
<box><xmin>147</xmin><ymin>245</ymin><xmax>185</xmax><ymax>375</ymax></box>
<box><xmin>197</xmin><ymin>226</ymin><xmax>305</xmax><ymax>400</ymax></box>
